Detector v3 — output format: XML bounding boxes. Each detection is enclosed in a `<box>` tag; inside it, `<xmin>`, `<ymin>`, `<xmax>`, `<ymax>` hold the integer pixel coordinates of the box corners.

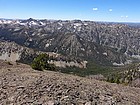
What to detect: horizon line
<box><xmin>0</xmin><ymin>17</ymin><xmax>140</xmax><ymax>23</ymax></box>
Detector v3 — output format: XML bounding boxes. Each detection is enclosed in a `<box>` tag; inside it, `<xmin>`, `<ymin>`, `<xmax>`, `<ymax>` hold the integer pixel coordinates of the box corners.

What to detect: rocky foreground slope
<box><xmin>0</xmin><ymin>60</ymin><xmax>140</xmax><ymax>105</ymax></box>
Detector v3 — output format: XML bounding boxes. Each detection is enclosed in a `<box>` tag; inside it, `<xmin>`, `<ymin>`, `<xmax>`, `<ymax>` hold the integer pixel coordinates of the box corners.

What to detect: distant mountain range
<box><xmin>0</xmin><ymin>18</ymin><xmax>140</xmax><ymax>66</ymax></box>
<box><xmin>124</xmin><ymin>23</ymin><xmax>140</xmax><ymax>27</ymax></box>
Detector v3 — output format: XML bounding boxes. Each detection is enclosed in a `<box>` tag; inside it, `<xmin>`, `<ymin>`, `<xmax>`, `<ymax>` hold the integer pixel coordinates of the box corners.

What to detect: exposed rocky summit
<box><xmin>0</xmin><ymin>60</ymin><xmax>140</xmax><ymax>105</ymax></box>
<box><xmin>0</xmin><ymin>19</ymin><xmax>140</xmax><ymax>66</ymax></box>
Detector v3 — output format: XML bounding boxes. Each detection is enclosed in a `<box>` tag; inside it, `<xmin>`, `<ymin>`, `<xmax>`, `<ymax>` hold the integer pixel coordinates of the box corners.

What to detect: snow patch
<box><xmin>15</xmin><ymin>20</ymin><xmax>20</xmax><ymax>24</ymax></box>
<box><xmin>74</xmin><ymin>23</ymin><xmax>81</xmax><ymax>27</ymax></box>
<box><xmin>113</xmin><ymin>62</ymin><xmax>124</xmax><ymax>66</ymax></box>
<box><xmin>57</xmin><ymin>27</ymin><xmax>61</xmax><ymax>30</ymax></box>
<box><xmin>29</xmin><ymin>38</ymin><xmax>33</xmax><ymax>42</ymax></box>
<box><xmin>30</xmin><ymin>21</ymin><xmax>38</xmax><ymax>25</ymax></box>
<box><xmin>103</xmin><ymin>52</ymin><xmax>107</xmax><ymax>56</ymax></box>
<box><xmin>58</xmin><ymin>23</ymin><xmax>63</xmax><ymax>26</ymax></box>
<box><xmin>84</xmin><ymin>23</ymin><xmax>88</xmax><ymax>26</ymax></box>
<box><xmin>0</xmin><ymin>20</ymin><xmax>2</xmax><ymax>24</ymax></box>
<box><xmin>40</xmin><ymin>21</ymin><xmax>46</xmax><ymax>25</ymax></box>
<box><xmin>45</xmin><ymin>43</ymin><xmax>50</xmax><ymax>47</ymax></box>
<box><xmin>4</xmin><ymin>20</ymin><xmax>12</xmax><ymax>24</ymax></box>
<box><xmin>0</xmin><ymin>20</ymin><xmax>12</xmax><ymax>24</ymax></box>
<box><xmin>14</xmin><ymin>28</ymin><xmax>21</xmax><ymax>32</ymax></box>
<box><xmin>19</xmin><ymin>23</ymin><xmax>26</xmax><ymax>26</ymax></box>
<box><xmin>81</xmin><ymin>48</ymin><xmax>85</xmax><ymax>51</ymax></box>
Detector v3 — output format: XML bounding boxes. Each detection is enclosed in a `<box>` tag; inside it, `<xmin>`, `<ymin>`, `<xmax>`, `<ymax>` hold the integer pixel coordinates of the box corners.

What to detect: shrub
<box><xmin>31</xmin><ymin>53</ymin><xmax>55</xmax><ymax>71</ymax></box>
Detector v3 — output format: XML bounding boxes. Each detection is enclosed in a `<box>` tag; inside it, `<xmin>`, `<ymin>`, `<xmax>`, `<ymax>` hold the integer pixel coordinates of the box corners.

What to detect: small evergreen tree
<box><xmin>31</xmin><ymin>53</ymin><xmax>55</xmax><ymax>71</ymax></box>
<box><xmin>115</xmin><ymin>77</ymin><xmax>120</xmax><ymax>84</ymax></box>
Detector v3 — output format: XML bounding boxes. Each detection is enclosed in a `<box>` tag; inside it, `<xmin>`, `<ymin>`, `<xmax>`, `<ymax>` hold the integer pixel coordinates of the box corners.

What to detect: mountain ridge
<box><xmin>0</xmin><ymin>18</ymin><xmax>140</xmax><ymax>66</ymax></box>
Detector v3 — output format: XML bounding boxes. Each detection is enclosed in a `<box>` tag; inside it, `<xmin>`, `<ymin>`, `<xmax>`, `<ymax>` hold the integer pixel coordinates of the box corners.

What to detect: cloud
<box><xmin>125</xmin><ymin>16</ymin><xmax>128</xmax><ymax>18</ymax></box>
<box><xmin>93</xmin><ymin>8</ymin><xmax>98</xmax><ymax>11</ymax></box>
<box><xmin>121</xmin><ymin>16</ymin><xmax>128</xmax><ymax>18</ymax></box>
<box><xmin>109</xmin><ymin>9</ymin><xmax>113</xmax><ymax>12</ymax></box>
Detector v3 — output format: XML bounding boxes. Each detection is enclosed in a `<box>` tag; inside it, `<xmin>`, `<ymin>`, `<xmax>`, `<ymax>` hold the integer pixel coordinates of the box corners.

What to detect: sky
<box><xmin>0</xmin><ymin>0</ymin><xmax>140</xmax><ymax>22</ymax></box>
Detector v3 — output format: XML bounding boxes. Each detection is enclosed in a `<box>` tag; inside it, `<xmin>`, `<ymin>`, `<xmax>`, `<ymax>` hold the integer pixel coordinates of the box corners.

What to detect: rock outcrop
<box><xmin>0</xmin><ymin>40</ymin><xmax>87</xmax><ymax>68</ymax></box>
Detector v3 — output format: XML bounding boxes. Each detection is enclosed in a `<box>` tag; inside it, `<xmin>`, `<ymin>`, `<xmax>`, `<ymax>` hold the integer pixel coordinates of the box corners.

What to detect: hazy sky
<box><xmin>0</xmin><ymin>0</ymin><xmax>140</xmax><ymax>22</ymax></box>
